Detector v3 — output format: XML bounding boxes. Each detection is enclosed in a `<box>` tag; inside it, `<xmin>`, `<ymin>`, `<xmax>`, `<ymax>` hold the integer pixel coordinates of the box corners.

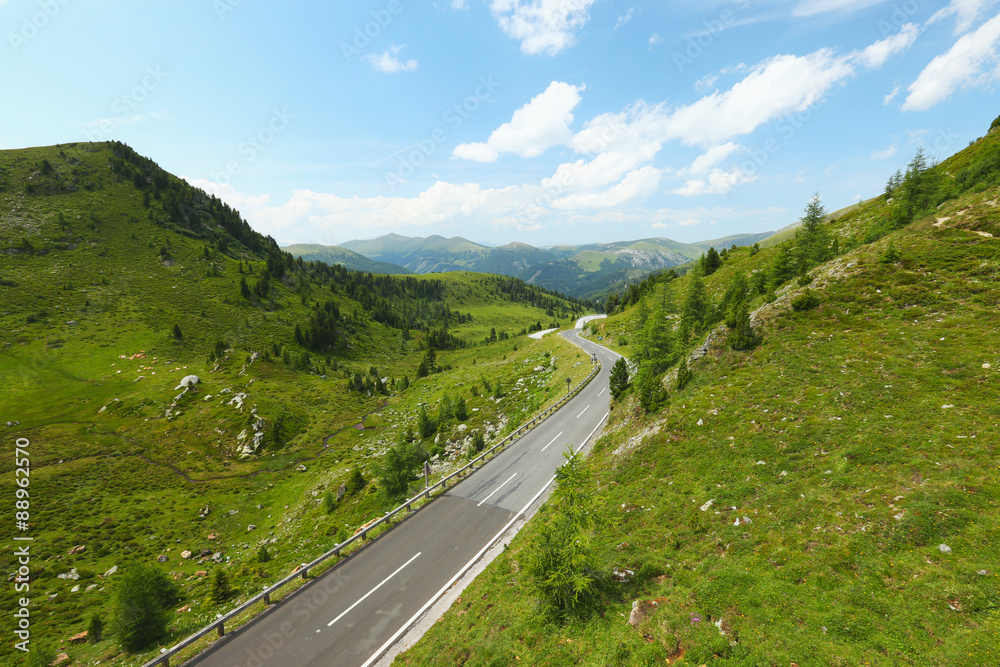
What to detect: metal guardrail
<box><xmin>142</xmin><ymin>362</ymin><xmax>602</xmax><ymax>667</ymax></box>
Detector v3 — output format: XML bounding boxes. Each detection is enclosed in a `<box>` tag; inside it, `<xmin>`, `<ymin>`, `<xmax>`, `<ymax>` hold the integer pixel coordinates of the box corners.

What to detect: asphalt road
<box><xmin>187</xmin><ymin>325</ymin><xmax>619</xmax><ymax>667</ymax></box>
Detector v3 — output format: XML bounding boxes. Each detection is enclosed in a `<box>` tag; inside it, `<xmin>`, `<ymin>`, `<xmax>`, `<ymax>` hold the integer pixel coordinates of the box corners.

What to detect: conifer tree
<box><xmin>609</xmin><ymin>357</ymin><xmax>630</xmax><ymax>400</ymax></box>
<box><xmin>208</xmin><ymin>568</ymin><xmax>234</xmax><ymax>605</ymax></box>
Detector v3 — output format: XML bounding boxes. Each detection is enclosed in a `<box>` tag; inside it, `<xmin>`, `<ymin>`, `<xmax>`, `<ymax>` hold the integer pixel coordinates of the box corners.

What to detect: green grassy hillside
<box><xmin>0</xmin><ymin>142</ymin><xmax>596</xmax><ymax>665</ymax></box>
<box><xmin>394</xmin><ymin>127</ymin><xmax>1000</xmax><ymax>666</ymax></box>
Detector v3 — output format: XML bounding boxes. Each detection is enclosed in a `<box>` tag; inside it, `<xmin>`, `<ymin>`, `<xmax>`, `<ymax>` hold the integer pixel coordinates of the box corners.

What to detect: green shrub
<box><xmin>791</xmin><ymin>290</ymin><xmax>821</xmax><ymax>311</ymax></box>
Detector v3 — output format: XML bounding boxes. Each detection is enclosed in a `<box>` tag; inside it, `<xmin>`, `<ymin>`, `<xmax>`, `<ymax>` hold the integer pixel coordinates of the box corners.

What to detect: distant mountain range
<box><xmin>283</xmin><ymin>231</ymin><xmax>775</xmax><ymax>300</ymax></box>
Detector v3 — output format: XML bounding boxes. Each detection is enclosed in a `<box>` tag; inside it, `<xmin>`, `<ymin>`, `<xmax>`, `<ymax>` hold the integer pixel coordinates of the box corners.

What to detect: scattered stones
<box><xmin>198</xmin><ymin>506</ymin><xmax>211</xmax><ymax>518</ymax></box>
<box><xmin>195</xmin><ymin>570</ymin><xmax>208</xmax><ymax>577</ymax></box>
<box><xmin>984</xmin><ymin>363</ymin><xmax>993</xmax><ymax>369</ymax></box>
<box><xmin>104</xmin><ymin>565</ymin><xmax>118</xmax><ymax>577</ymax></box>
<box><xmin>296</xmin><ymin>464</ymin><xmax>307</xmax><ymax>472</ymax></box>
<box><xmin>227</xmin><ymin>509</ymin><xmax>239</xmax><ymax>516</ymax></box>
<box><xmin>180</xmin><ymin>550</ymin><xmax>192</xmax><ymax>559</ymax></box>
<box><xmin>700</xmin><ymin>499</ymin><xmax>715</xmax><ymax>512</ymax></box>
<box><xmin>68</xmin><ymin>545</ymin><xmax>86</xmax><ymax>555</ymax></box>
<box><xmin>85</xmin><ymin>584</ymin><xmax>99</xmax><ymax>592</ymax></box>
<box><xmin>200</xmin><ymin>548</ymin><xmax>213</xmax><ymax>557</ymax></box>
<box><xmin>69</xmin><ymin>631</ymin><xmax>88</xmax><ymax>644</ymax></box>
<box><xmin>247</xmin><ymin>524</ymin><xmax>257</xmax><ymax>532</ymax></box>
<box><xmin>57</xmin><ymin>568</ymin><xmax>80</xmax><ymax>581</ymax></box>
<box><xmin>53</xmin><ymin>653</ymin><xmax>70</xmax><ymax>665</ymax></box>
<box><xmin>612</xmin><ymin>567</ymin><xmax>634</xmax><ymax>583</ymax></box>
<box><xmin>337</xmin><ymin>484</ymin><xmax>346</xmax><ymax>502</ymax></box>
<box><xmin>177</xmin><ymin>605</ymin><xmax>191</xmax><ymax>613</ymax></box>
<box><xmin>157</xmin><ymin>555</ymin><xmax>168</xmax><ymax>563</ymax></box>
<box><xmin>939</xmin><ymin>544</ymin><xmax>952</xmax><ymax>554</ymax></box>
<box><xmin>941</xmin><ymin>404</ymin><xmax>955</xmax><ymax>409</ymax></box>
<box><xmin>208</xmin><ymin>533</ymin><xmax>218</xmax><ymax>541</ymax></box>
<box><xmin>696</xmin><ymin>418</ymin><xmax>704</xmax><ymax>426</ymax></box>
<box><xmin>70</xmin><ymin>585</ymin><xmax>80</xmax><ymax>593</ymax></box>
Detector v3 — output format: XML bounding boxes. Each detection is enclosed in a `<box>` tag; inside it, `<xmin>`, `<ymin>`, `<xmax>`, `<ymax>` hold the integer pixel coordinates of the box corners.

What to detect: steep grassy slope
<box><xmin>0</xmin><ymin>142</ymin><xmax>595</xmax><ymax>665</ymax></box>
<box><xmin>394</xmin><ymin>132</ymin><xmax>1000</xmax><ymax>666</ymax></box>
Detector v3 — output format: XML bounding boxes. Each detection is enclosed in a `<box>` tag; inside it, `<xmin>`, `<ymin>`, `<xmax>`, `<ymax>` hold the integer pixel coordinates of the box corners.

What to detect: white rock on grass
<box><xmin>174</xmin><ymin>375</ymin><xmax>200</xmax><ymax>390</ymax></box>
<box><xmin>939</xmin><ymin>544</ymin><xmax>952</xmax><ymax>554</ymax></box>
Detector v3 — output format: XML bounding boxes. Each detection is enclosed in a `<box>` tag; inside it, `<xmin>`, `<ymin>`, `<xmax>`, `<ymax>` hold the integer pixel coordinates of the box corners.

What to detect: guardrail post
<box><xmin>218</xmin><ymin>622</ymin><xmax>225</xmax><ymax>638</ymax></box>
<box><xmin>301</xmin><ymin>568</ymin><xmax>309</xmax><ymax>579</ymax></box>
<box><xmin>264</xmin><ymin>592</ymin><xmax>270</xmax><ymax>605</ymax></box>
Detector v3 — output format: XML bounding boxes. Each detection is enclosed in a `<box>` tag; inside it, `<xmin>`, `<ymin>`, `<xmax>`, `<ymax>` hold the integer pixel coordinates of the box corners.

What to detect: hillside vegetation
<box><xmin>0</xmin><ymin>142</ymin><xmax>596</xmax><ymax>664</ymax></box>
<box><xmin>394</xmin><ymin>124</ymin><xmax>1000</xmax><ymax>665</ymax></box>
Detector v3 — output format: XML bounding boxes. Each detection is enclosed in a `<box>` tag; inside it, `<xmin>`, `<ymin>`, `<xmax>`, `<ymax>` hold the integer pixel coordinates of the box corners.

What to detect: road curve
<box><xmin>185</xmin><ymin>326</ymin><xmax>621</xmax><ymax>667</ymax></box>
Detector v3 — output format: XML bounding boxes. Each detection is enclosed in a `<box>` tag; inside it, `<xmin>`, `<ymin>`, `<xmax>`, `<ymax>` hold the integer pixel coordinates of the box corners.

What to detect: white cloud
<box><xmin>649</xmin><ymin>206</ymin><xmax>788</xmax><ymax>228</ymax></box>
<box><xmin>870</xmin><ymin>143</ymin><xmax>898</xmax><ymax>160</ymax></box>
<box><xmin>903</xmin><ymin>13</ymin><xmax>1000</xmax><ymax>111</ymax></box>
<box><xmin>453</xmin><ymin>81</ymin><xmax>584</xmax><ymax>162</ymax></box>
<box><xmin>551</xmin><ymin>166</ymin><xmax>662</xmax><ymax>209</ymax></box>
<box><xmin>672</xmin><ymin>167</ymin><xmax>756</xmax><ymax>196</ymax></box>
<box><xmin>855</xmin><ymin>23</ymin><xmax>919</xmax><ymax>69</ymax></box>
<box><xmin>542</xmin><ymin>149</ymin><xmax>655</xmax><ymax>193</ymax></box>
<box><xmin>490</xmin><ymin>0</ymin><xmax>597</xmax><ymax>56</ymax></box>
<box><xmin>661</xmin><ymin>50</ymin><xmax>855</xmax><ymax>146</ymax></box>
<box><xmin>615</xmin><ymin>8</ymin><xmax>634</xmax><ymax>30</ymax></box>
<box><xmin>688</xmin><ymin>142</ymin><xmax>742</xmax><ymax>175</ymax></box>
<box><xmin>452</xmin><ymin>0</ymin><xmax>468</xmax><ymax>8</ymax></box>
<box><xmin>929</xmin><ymin>0</ymin><xmax>999</xmax><ymax>35</ymax></box>
<box><xmin>364</xmin><ymin>45</ymin><xmax>418</xmax><ymax>73</ymax></box>
<box><xmin>649</xmin><ymin>33</ymin><xmax>662</xmax><ymax>47</ymax></box>
<box><xmin>883</xmin><ymin>84</ymin><xmax>901</xmax><ymax>104</ymax></box>
<box><xmin>792</xmin><ymin>0</ymin><xmax>887</xmax><ymax>17</ymax></box>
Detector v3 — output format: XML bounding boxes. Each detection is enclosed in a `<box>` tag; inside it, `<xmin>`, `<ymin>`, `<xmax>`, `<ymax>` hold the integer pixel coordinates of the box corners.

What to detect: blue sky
<box><xmin>3</xmin><ymin>1</ymin><xmax>999</xmax><ymax>247</ymax></box>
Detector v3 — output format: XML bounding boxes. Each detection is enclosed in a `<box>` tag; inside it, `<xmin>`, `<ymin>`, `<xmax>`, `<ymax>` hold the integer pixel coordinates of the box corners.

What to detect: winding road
<box><xmin>185</xmin><ymin>321</ymin><xmax>619</xmax><ymax>667</ymax></box>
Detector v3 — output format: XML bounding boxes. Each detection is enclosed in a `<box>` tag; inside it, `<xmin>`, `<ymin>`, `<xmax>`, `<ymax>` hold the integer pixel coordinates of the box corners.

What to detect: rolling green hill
<box><xmin>0</xmin><ymin>141</ymin><xmax>597</xmax><ymax>665</ymax></box>
<box><xmin>394</xmin><ymin>122</ymin><xmax>1000</xmax><ymax>666</ymax></box>
<box><xmin>281</xmin><ymin>243</ymin><xmax>411</xmax><ymax>274</ymax></box>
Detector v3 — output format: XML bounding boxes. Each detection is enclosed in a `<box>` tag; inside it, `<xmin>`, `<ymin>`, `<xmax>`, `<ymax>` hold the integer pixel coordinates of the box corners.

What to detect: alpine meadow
<box><xmin>3</xmin><ymin>2</ymin><xmax>1000</xmax><ymax>666</ymax></box>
